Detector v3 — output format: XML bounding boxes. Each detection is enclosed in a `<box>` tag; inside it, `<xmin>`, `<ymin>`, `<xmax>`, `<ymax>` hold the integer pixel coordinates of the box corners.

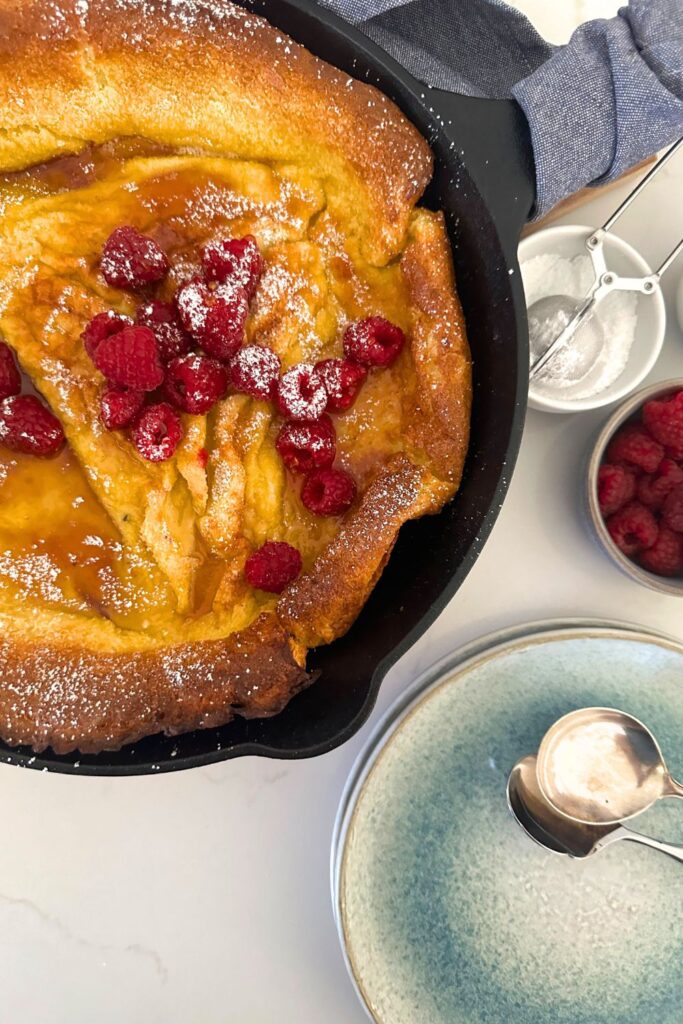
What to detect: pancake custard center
<box><xmin>0</xmin><ymin>141</ymin><xmax>421</xmax><ymax>653</ymax></box>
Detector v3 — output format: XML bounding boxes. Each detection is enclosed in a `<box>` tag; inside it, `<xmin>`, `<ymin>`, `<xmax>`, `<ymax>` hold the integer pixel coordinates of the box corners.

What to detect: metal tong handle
<box><xmin>590</xmin><ymin>135</ymin><xmax>683</xmax><ymax>284</ymax></box>
<box><xmin>602</xmin><ymin>137</ymin><xmax>683</xmax><ymax>235</ymax></box>
<box><xmin>530</xmin><ymin>138</ymin><xmax>683</xmax><ymax>381</ymax></box>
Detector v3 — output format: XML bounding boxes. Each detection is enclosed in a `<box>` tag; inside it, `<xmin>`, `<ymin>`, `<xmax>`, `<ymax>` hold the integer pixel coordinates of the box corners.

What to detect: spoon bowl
<box><xmin>537</xmin><ymin>707</ymin><xmax>683</xmax><ymax>825</ymax></box>
<box><xmin>507</xmin><ymin>754</ymin><xmax>683</xmax><ymax>864</ymax></box>
<box><xmin>507</xmin><ymin>755</ymin><xmax>616</xmax><ymax>857</ymax></box>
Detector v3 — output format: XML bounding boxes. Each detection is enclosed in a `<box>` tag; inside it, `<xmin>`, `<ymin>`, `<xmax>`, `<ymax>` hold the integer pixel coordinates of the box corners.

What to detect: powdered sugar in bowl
<box><xmin>520</xmin><ymin>225</ymin><xmax>666</xmax><ymax>414</ymax></box>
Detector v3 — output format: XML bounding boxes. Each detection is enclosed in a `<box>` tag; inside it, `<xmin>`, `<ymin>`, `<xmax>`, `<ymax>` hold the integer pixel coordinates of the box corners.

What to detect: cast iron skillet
<box><xmin>4</xmin><ymin>0</ymin><xmax>535</xmax><ymax>775</ymax></box>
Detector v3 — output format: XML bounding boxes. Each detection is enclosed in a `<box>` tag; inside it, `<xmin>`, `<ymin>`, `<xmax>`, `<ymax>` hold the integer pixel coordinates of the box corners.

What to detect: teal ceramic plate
<box><xmin>332</xmin><ymin>620</ymin><xmax>683</xmax><ymax>1024</ymax></box>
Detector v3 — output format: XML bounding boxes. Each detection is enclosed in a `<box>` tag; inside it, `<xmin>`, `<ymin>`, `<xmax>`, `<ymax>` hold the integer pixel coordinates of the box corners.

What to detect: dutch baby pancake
<box><xmin>0</xmin><ymin>0</ymin><xmax>471</xmax><ymax>753</ymax></box>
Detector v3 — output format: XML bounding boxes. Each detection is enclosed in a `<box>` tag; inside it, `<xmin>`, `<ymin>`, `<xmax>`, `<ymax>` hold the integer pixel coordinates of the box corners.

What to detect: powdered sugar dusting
<box><xmin>253</xmin><ymin>262</ymin><xmax>325</xmax><ymax>360</ymax></box>
<box><xmin>0</xmin><ymin>618</ymin><xmax>304</xmax><ymax>753</ymax></box>
<box><xmin>141</xmin><ymin>175</ymin><xmax>317</xmax><ymax>247</ymax></box>
<box><xmin>28</xmin><ymin>0</ymin><xmax>263</xmax><ymax>46</ymax></box>
<box><xmin>0</xmin><ymin>550</ymin><xmax>74</xmax><ymax>607</ymax></box>
<box><xmin>175</xmin><ymin>278</ymin><xmax>209</xmax><ymax>335</ymax></box>
<box><xmin>230</xmin><ymin>344</ymin><xmax>280</xmax><ymax>400</ymax></box>
<box><xmin>276</xmin><ymin>363</ymin><xmax>327</xmax><ymax>421</ymax></box>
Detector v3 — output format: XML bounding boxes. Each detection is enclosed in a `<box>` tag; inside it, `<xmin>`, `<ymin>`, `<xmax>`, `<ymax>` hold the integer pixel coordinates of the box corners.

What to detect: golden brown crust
<box><xmin>0</xmin><ymin>614</ymin><xmax>310</xmax><ymax>754</ymax></box>
<box><xmin>0</xmin><ymin>0</ymin><xmax>471</xmax><ymax>754</ymax></box>
<box><xmin>278</xmin><ymin>454</ymin><xmax>451</xmax><ymax>647</ymax></box>
<box><xmin>402</xmin><ymin>210</ymin><xmax>472</xmax><ymax>485</ymax></box>
<box><xmin>0</xmin><ymin>0</ymin><xmax>432</xmax><ymax>263</ymax></box>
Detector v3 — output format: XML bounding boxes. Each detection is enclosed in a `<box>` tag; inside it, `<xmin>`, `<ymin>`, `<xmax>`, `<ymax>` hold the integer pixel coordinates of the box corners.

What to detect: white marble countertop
<box><xmin>4</xmin><ymin>7</ymin><xmax>683</xmax><ymax>1024</ymax></box>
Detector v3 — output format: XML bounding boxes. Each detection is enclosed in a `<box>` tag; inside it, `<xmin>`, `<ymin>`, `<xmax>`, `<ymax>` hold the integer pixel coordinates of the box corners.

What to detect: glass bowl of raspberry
<box><xmin>588</xmin><ymin>379</ymin><xmax>683</xmax><ymax>595</ymax></box>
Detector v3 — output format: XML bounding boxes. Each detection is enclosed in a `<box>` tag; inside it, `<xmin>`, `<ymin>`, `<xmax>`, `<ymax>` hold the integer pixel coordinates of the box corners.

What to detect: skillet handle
<box><xmin>428</xmin><ymin>91</ymin><xmax>535</xmax><ymax>266</ymax></box>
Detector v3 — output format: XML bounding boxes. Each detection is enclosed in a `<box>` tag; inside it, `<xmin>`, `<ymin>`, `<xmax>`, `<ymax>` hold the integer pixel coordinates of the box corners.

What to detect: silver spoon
<box><xmin>536</xmin><ymin>707</ymin><xmax>683</xmax><ymax>826</ymax></box>
<box><xmin>507</xmin><ymin>755</ymin><xmax>683</xmax><ymax>863</ymax></box>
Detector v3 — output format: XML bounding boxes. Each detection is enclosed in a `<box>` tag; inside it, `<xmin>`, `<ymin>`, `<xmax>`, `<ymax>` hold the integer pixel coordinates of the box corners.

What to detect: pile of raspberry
<box><xmin>598</xmin><ymin>389</ymin><xmax>683</xmax><ymax>578</ymax></box>
<box><xmin>80</xmin><ymin>224</ymin><xmax>406</xmax><ymax>594</ymax></box>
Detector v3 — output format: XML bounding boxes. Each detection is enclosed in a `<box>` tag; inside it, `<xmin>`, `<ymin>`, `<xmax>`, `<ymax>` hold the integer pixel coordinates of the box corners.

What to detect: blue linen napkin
<box><xmin>317</xmin><ymin>0</ymin><xmax>683</xmax><ymax>216</ymax></box>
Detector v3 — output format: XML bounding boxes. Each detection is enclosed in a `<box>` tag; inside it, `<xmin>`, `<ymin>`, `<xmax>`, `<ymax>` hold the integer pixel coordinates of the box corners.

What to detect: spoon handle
<box><xmin>664</xmin><ymin>776</ymin><xmax>683</xmax><ymax>800</ymax></box>
<box><xmin>603</xmin><ymin>826</ymin><xmax>683</xmax><ymax>865</ymax></box>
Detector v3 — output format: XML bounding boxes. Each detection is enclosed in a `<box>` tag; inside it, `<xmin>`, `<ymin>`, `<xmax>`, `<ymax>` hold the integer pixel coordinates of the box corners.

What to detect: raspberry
<box><xmin>0</xmin><ymin>342</ymin><xmax>21</xmax><ymax>401</ymax></box>
<box><xmin>100</xmin><ymin>226</ymin><xmax>169</xmax><ymax>290</ymax></box>
<box><xmin>175</xmin><ymin>278</ymin><xmax>248</xmax><ymax>360</ymax></box>
<box><xmin>82</xmin><ymin>310</ymin><xmax>132</xmax><ymax>361</ymax></box>
<box><xmin>202</xmin><ymin>293</ymin><xmax>249</xmax><ymax>360</ymax></box>
<box><xmin>0</xmin><ymin>394</ymin><xmax>64</xmax><ymax>456</ymax></box>
<box><xmin>131</xmin><ymin>402</ymin><xmax>182</xmax><ymax>462</ymax></box>
<box><xmin>607</xmin><ymin>501</ymin><xmax>658</xmax><ymax>556</ymax></box>
<box><xmin>607</xmin><ymin>425</ymin><xmax>663</xmax><ymax>474</ymax></box>
<box><xmin>275</xmin><ymin>416</ymin><xmax>336</xmax><ymax>473</ymax></box>
<box><xmin>164</xmin><ymin>353</ymin><xmax>228</xmax><ymax>414</ymax></box>
<box><xmin>136</xmin><ymin>301</ymin><xmax>191</xmax><ymax>363</ymax></box>
<box><xmin>276</xmin><ymin>362</ymin><xmax>327</xmax><ymax>421</ymax></box>
<box><xmin>643</xmin><ymin>391</ymin><xmax>683</xmax><ymax>458</ymax></box>
<box><xmin>343</xmin><ymin>316</ymin><xmax>406</xmax><ymax>367</ymax></box>
<box><xmin>94</xmin><ymin>325</ymin><xmax>164</xmax><ymax>391</ymax></box>
<box><xmin>100</xmin><ymin>386</ymin><xmax>145</xmax><ymax>430</ymax></box>
<box><xmin>301</xmin><ymin>467</ymin><xmax>357</xmax><ymax>516</ymax></box>
<box><xmin>201</xmin><ymin>235</ymin><xmax>263</xmax><ymax>298</ymax></box>
<box><xmin>598</xmin><ymin>463</ymin><xmax>636</xmax><ymax>517</ymax></box>
<box><xmin>637</xmin><ymin>459</ymin><xmax>683</xmax><ymax>509</ymax></box>
<box><xmin>315</xmin><ymin>357</ymin><xmax>367</xmax><ymax>412</ymax></box>
<box><xmin>640</xmin><ymin>526</ymin><xmax>683</xmax><ymax>577</ymax></box>
<box><xmin>229</xmin><ymin>345</ymin><xmax>281</xmax><ymax>400</ymax></box>
<box><xmin>175</xmin><ymin>278</ymin><xmax>208</xmax><ymax>337</ymax></box>
<box><xmin>244</xmin><ymin>540</ymin><xmax>302</xmax><ymax>594</ymax></box>
<box><xmin>662</xmin><ymin>484</ymin><xmax>683</xmax><ymax>533</ymax></box>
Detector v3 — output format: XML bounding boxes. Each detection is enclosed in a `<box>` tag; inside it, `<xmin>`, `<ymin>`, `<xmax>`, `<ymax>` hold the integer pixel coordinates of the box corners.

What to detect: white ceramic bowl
<box><xmin>519</xmin><ymin>224</ymin><xmax>666</xmax><ymax>414</ymax></box>
<box><xmin>586</xmin><ymin>379</ymin><xmax>683</xmax><ymax>597</ymax></box>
